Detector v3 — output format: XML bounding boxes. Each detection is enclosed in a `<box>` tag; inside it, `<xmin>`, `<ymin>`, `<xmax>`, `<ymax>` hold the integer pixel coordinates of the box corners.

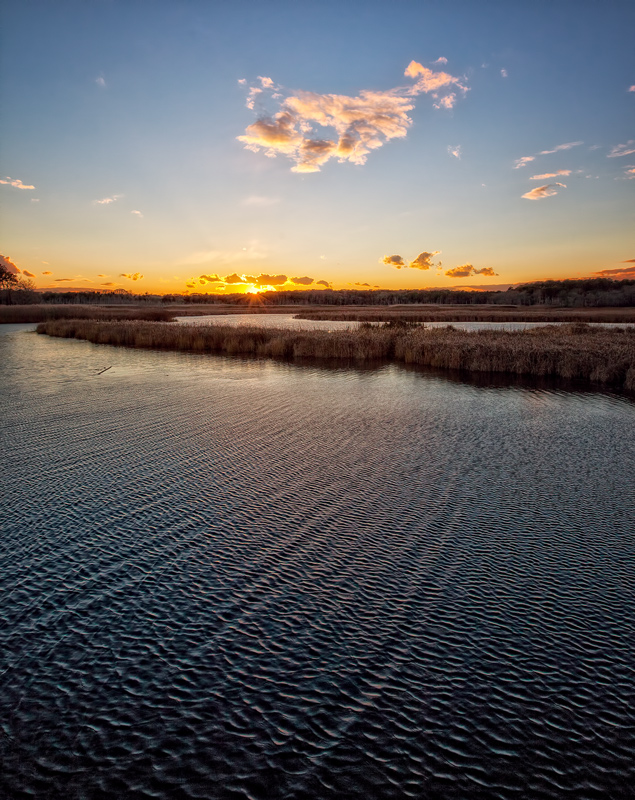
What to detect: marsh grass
<box><xmin>37</xmin><ymin>319</ymin><xmax>635</xmax><ymax>390</ymax></box>
<box><xmin>0</xmin><ymin>305</ymin><xmax>174</xmax><ymax>323</ymax></box>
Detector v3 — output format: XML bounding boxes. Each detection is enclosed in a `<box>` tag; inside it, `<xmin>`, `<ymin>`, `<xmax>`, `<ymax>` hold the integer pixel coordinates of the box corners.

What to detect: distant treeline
<box><xmin>2</xmin><ymin>277</ymin><xmax>635</xmax><ymax>308</ymax></box>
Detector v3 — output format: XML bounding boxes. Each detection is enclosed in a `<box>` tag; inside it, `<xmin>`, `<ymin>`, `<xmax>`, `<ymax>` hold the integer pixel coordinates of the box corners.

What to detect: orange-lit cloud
<box><xmin>409</xmin><ymin>251</ymin><xmax>441</xmax><ymax>270</ymax></box>
<box><xmin>383</xmin><ymin>254</ymin><xmax>406</xmax><ymax>267</ymax></box>
<box><xmin>55</xmin><ymin>278</ymin><xmax>73</xmax><ymax>282</ymax></box>
<box><xmin>250</xmin><ymin>273</ymin><xmax>287</xmax><ymax>286</ymax></box>
<box><xmin>608</xmin><ymin>140</ymin><xmax>635</xmax><ymax>158</ymax></box>
<box><xmin>120</xmin><ymin>272</ymin><xmax>143</xmax><ymax>280</ymax></box>
<box><xmin>316</xmin><ymin>280</ymin><xmax>331</xmax><ymax>287</ymax></box>
<box><xmin>101</xmin><ymin>282</ymin><xmax>116</xmax><ymax>286</ymax></box>
<box><xmin>593</xmin><ymin>265</ymin><xmax>635</xmax><ymax>278</ymax></box>
<box><xmin>530</xmin><ymin>169</ymin><xmax>571</xmax><ymax>180</ymax></box>
<box><xmin>445</xmin><ymin>264</ymin><xmax>498</xmax><ymax>278</ymax></box>
<box><xmin>0</xmin><ymin>176</ymin><xmax>35</xmax><ymax>190</ymax></box>
<box><xmin>0</xmin><ymin>255</ymin><xmax>21</xmax><ymax>274</ymax></box>
<box><xmin>22</xmin><ymin>270</ymin><xmax>35</xmax><ymax>277</ymax></box>
<box><xmin>199</xmin><ymin>274</ymin><xmax>221</xmax><ymax>284</ymax></box>
<box><xmin>238</xmin><ymin>61</ymin><xmax>468</xmax><ymax>172</ymax></box>
<box><xmin>42</xmin><ymin>271</ymin><xmax>52</xmax><ymax>275</ymax></box>
<box><xmin>291</xmin><ymin>276</ymin><xmax>314</xmax><ymax>285</ymax></box>
<box><xmin>513</xmin><ymin>156</ymin><xmax>535</xmax><ymax>169</ymax></box>
<box><xmin>223</xmin><ymin>273</ymin><xmax>246</xmax><ymax>284</ymax></box>
<box><xmin>625</xmin><ymin>166</ymin><xmax>635</xmax><ymax>179</ymax></box>
<box><xmin>521</xmin><ymin>182</ymin><xmax>566</xmax><ymax>200</ymax></box>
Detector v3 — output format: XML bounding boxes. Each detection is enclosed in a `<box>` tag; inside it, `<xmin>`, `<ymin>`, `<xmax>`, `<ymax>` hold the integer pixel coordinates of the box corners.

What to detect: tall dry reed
<box><xmin>0</xmin><ymin>305</ymin><xmax>174</xmax><ymax>323</ymax></box>
<box><xmin>36</xmin><ymin>319</ymin><xmax>635</xmax><ymax>391</ymax></box>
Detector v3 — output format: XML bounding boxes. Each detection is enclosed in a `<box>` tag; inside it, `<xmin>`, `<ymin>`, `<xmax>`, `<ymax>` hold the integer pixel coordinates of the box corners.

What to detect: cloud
<box><xmin>501</xmin><ymin>68</ymin><xmax>508</xmax><ymax>78</ymax></box>
<box><xmin>101</xmin><ymin>282</ymin><xmax>116</xmax><ymax>286</ymax></box>
<box><xmin>382</xmin><ymin>254</ymin><xmax>406</xmax><ymax>268</ymax></box>
<box><xmin>290</xmin><ymin>276</ymin><xmax>314</xmax><ymax>285</ymax></box>
<box><xmin>238</xmin><ymin>60</ymin><xmax>468</xmax><ymax>172</ymax></box>
<box><xmin>354</xmin><ymin>282</ymin><xmax>371</xmax><ymax>287</ymax></box>
<box><xmin>199</xmin><ymin>274</ymin><xmax>221</xmax><ymax>283</ymax></box>
<box><xmin>251</xmin><ymin>273</ymin><xmax>287</xmax><ymax>286</ymax></box>
<box><xmin>95</xmin><ymin>195</ymin><xmax>122</xmax><ymax>204</ymax></box>
<box><xmin>22</xmin><ymin>270</ymin><xmax>35</xmax><ymax>277</ymax></box>
<box><xmin>530</xmin><ymin>169</ymin><xmax>571</xmax><ymax>180</ymax></box>
<box><xmin>316</xmin><ymin>280</ymin><xmax>331</xmax><ymax>287</ymax></box>
<box><xmin>55</xmin><ymin>278</ymin><xmax>73</xmax><ymax>282</ymax></box>
<box><xmin>242</xmin><ymin>195</ymin><xmax>279</xmax><ymax>206</ymax></box>
<box><xmin>96</xmin><ymin>76</ymin><xmax>106</xmax><ymax>88</ymax></box>
<box><xmin>0</xmin><ymin>255</ymin><xmax>20</xmax><ymax>274</ymax></box>
<box><xmin>448</xmin><ymin>145</ymin><xmax>461</xmax><ymax>159</ymax></box>
<box><xmin>513</xmin><ymin>156</ymin><xmax>535</xmax><ymax>169</ymax></box>
<box><xmin>131</xmin><ymin>209</ymin><xmax>143</xmax><ymax>217</ymax></box>
<box><xmin>593</xmin><ymin>266</ymin><xmax>635</xmax><ymax>278</ymax></box>
<box><xmin>119</xmin><ymin>272</ymin><xmax>143</xmax><ymax>280</ymax></box>
<box><xmin>223</xmin><ymin>273</ymin><xmax>247</xmax><ymax>284</ymax></box>
<box><xmin>521</xmin><ymin>182</ymin><xmax>566</xmax><ymax>200</ymax></box>
<box><xmin>625</xmin><ymin>167</ymin><xmax>635</xmax><ymax>179</ymax></box>
<box><xmin>624</xmin><ymin>259</ymin><xmax>635</xmax><ymax>263</ymax></box>
<box><xmin>433</xmin><ymin>57</ymin><xmax>448</xmax><ymax>65</ymax></box>
<box><xmin>42</xmin><ymin>271</ymin><xmax>52</xmax><ymax>275</ymax></box>
<box><xmin>538</xmin><ymin>141</ymin><xmax>583</xmax><ymax>155</ymax></box>
<box><xmin>31</xmin><ymin>198</ymin><xmax>39</xmax><ymax>202</ymax></box>
<box><xmin>445</xmin><ymin>264</ymin><xmax>499</xmax><ymax>278</ymax></box>
<box><xmin>608</xmin><ymin>140</ymin><xmax>635</xmax><ymax>158</ymax></box>
<box><xmin>409</xmin><ymin>251</ymin><xmax>440</xmax><ymax>270</ymax></box>
<box><xmin>0</xmin><ymin>176</ymin><xmax>35</xmax><ymax>190</ymax></box>
<box><xmin>629</xmin><ymin>86</ymin><xmax>635</xmax><ymax>92</ymax></box>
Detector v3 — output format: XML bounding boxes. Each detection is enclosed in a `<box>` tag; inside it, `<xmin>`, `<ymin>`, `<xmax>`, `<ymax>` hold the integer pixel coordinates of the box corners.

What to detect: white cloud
<box><xmin>448</xmin><ymin>145</ymin><xmax>461</xmax><ymax>159</ymax></box>
<box><xmin>501</xmin><ymin>69</ymin><xmax>508</xmax><ymax>78</ymax></box>
<box><xmin>95</xmin><ymin>194</ymin><xmax>123</xmax><ymax>204</ymax></box>
<box><xmin>96</xmin><ymin>76</ymin><xmax>106</xmax><ymax>88</ymax></box>
<box><xmin>131</xmin><ymin>209</ymin><xmax>143</xmax><ymax>216</ymax></box>
<box><xmin>521</xmin><ymin>182</ymin><xmax>566</xmax><ymax>200</ymax></box>
<box><xmin>0</xmin><ymin>176</ymin><xmax>35</xmax><ymax>190</ymax></box>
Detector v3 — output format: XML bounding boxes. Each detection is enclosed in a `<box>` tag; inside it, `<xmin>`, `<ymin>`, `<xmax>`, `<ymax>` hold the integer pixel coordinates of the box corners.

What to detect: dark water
<box><xmin>1</xmin><ymin>325</ymin><xmax>634</xmax><ymax>799</ymax></box>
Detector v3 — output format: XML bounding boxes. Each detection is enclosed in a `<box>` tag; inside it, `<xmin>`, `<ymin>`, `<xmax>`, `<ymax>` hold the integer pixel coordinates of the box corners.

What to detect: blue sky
<box><xmin>1</xmin><ymin>0</ymin><xmax>633</xmax><ymax>293</ymax></box>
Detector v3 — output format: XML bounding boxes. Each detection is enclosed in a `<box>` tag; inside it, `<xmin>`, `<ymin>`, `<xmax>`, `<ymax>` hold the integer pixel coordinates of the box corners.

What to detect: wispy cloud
<box><xmin>501</xmin><ymin>68</ymin><xmax>508</xmax><ymax>78</ymax></box>
<box><xmin>594</xmin><ymin>265</ymin><xmax>635</xmax><ymax>278</ymax></box>
<box><xmin>445</xmin><ymin>264</ymin><xmax>498</xmax><ymax>278</ymax></box>
<box><xmin>448</xmin><ymin>145</ymin><xmax>461</xmax><ymax>159</ymax></box>
<box><xmin>522</xmin><ymin>183</ymin><xmax>566</xmax><ymax>200</ymax></box>
<box><xmin>514</xmin><ymin>142</ymin><xmax>582</xmax><ymax>169</ymax></box>
<box><xmin>0</xmin><ymin>176</ymin><xmax>35</xmax><ymax>190</ymax></box>
<box><xmin>95</xmin><ymin>75</ymin><xmax>106</xmax><ymax>88</ymax></box>
<box><xmin>628</xmin><ymin>86</ymin><xmax>635</xmax><ymax>92</ymax></box>
<box><xmin>101</xmin><ymin>282</ymin><xmax>116</xmax><ymax>286</ymax></box>
<box><xmin>23</xmin><ymin>270</ymin><xmax>35</xmax><ymax>277</ymax></box>
<box><xmin>539</xmin><ymin>141</ymin><xmax>583</xmax><ymax>155</ymax></box>
<box><xmin>530</xmin><ymin>169</ymin><xmax>571</xmax><ymax>180</ymax></box>
<box><xmin>120</xmin><ymin>272</ymin><xmax>143</xmax><ymax>280</ymax></box>
<box><xmin>513</xmin><ymin>156</ymin><xmax>535</xmax><ymax>169</ymax></box>
<box><xmin>55</xmin><ymin>278</ymin><xmax>73</xmax><ymax>282</ymax></box>
<box><xmin>42</xmin><ymin>271</ymin><xmax>52</xmax><ymax>275</ymax></box>
<box><xmin>131</xmin><ymin>209</ymin><xmax>143</xmax><ymax>217</ymax></box>
<box><xmin>624</xmin><ymin>166</ymin><xmax>635</xmax><ymax>179</ymax></box>
<box><xmin>242</xmin><ymin>195</ymin><xmax>280</xmax><ymax>206</ymax></box>
<box><xmin>238</xmin><ymin>60</ymin><xmax>468</xmax><ymax>172</ymax></box>
<box><xmin>95</xmin><ymin>194</ymin><xmax>123</xmax><ymax>204</ymax></box>
<box><xmin>608</xmin><ymin>140</ymin><xmax>635</xmax><ymax>158</ymax></box>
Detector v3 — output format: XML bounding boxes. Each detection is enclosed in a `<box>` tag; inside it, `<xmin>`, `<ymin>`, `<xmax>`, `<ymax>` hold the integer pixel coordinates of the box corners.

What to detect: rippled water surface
<box><xmin>1</xmin><ymin>325</ymin><xmax>634</xmax><ymax>799</ymax></box>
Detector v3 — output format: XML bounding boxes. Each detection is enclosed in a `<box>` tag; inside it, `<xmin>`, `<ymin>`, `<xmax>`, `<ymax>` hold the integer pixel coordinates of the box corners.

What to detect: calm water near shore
<box><xmin>1</xmin><ymin>324</ymin><xmax>634</xmax><ymax>799</ymax></box>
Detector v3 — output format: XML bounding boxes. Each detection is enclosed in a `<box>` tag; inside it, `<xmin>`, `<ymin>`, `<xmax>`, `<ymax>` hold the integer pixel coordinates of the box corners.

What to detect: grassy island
<box><xmin>36</xmin><ymin>318</ymin><xmax>635</xmax><ymax>392</ymax></box>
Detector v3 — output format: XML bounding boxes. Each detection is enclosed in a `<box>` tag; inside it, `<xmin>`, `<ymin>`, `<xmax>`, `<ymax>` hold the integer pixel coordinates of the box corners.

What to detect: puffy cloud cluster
<box><xmin>238</xmin><ymin>60</ymin><xmax>468</xmax><ymax>172</ymax></box>
<box><xmin>120</xmin><ymin>272</ymin><xmax>143</xmax><ymax>280</ymax></box>
<box><xmin>383</xmin><ymin>251</ymin><xmax>441</xmax><ymax>270</ymax></box>
<box><xmin>522</xmin><ymin>182</ymin><xmax>566</xmax><ymax>200</ymax></box>
<box><xmin>0</xmin><ymin>176</ymin><xmax>35</xmax><ymax>190</ymax></box>
<box><xmin>290</xmin><ymin>276</ymin><xmax>314</xmax><ymax>285</ymax></box>
<box><xmin>445</xmin><ymin>264</ymin><xmax>498</xmax><ymax>278</ymax></box>
<box><xmin>199</xmin><ymin>274</ymin><xmax>221</xmax><ymax>284</ymax></box>
<box><xmin>190</xmin><ymin>273</ymin><xmax>329</xmax><ymax>291</ymax></box>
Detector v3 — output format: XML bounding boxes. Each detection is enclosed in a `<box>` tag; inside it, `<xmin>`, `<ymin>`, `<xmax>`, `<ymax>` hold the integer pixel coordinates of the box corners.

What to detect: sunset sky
<box><xmin>1</xmin><ymin>0</ymin><xmax>634</xmax><ymax>295</ymax></box>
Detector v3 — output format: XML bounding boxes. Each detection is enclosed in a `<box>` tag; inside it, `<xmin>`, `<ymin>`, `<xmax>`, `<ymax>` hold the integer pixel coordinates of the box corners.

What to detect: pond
<box><xmin>1</xmin><ymin>324</ymin><xmax>634</xmax><ymax>798</ymax></box>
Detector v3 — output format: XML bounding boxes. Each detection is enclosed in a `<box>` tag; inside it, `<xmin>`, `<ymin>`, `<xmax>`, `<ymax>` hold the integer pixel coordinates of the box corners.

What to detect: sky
<box><xmin>1</xmin><ymin>0</ymin><xmax>634</xmax><ymax>295</ymax></box>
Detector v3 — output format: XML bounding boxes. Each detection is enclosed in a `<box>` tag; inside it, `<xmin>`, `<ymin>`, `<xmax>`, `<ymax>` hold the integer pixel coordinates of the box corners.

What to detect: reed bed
<box><xmin>37</xmin><ymin>319</ymin><xmax>635</xmax><ymax>391</ymax></box>
<box><xmin>0</xmin><ymin>305</ymin><xmax>174</xmax><ymax>323</ymax></box>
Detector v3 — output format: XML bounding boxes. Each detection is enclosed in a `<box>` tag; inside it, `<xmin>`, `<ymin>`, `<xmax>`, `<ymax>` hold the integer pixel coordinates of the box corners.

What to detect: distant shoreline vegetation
<box><xmin>1</xmin><ymin>277</ymin><xmax>635</xmax><ymax>310</ymax></box>
<box><xmin>36</xmin><ymin>319</ymin><xmax>635</xmax><ymax>392</ymax></box>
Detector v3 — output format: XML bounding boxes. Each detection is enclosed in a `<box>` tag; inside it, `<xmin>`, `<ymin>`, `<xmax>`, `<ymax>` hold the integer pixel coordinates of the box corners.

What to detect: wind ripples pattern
<box><xmin>1</xmin><ymin>326</ymin><xmax>634</xmax><ymax>799</ymax></box>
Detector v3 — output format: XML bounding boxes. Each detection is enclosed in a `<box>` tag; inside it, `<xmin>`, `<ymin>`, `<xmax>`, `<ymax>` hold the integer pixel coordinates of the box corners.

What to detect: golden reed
<box><xmin>37</xmin><ymin>319</ymin><xmax>635</xmax><ymax>391</ymax></box>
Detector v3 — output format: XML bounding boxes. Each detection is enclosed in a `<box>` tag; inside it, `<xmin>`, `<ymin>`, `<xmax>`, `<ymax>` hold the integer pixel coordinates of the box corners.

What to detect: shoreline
<box><xmin>36</xmin><ymin>319</ymin><xmax>635</xmax><ymax>392</ymax></box>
